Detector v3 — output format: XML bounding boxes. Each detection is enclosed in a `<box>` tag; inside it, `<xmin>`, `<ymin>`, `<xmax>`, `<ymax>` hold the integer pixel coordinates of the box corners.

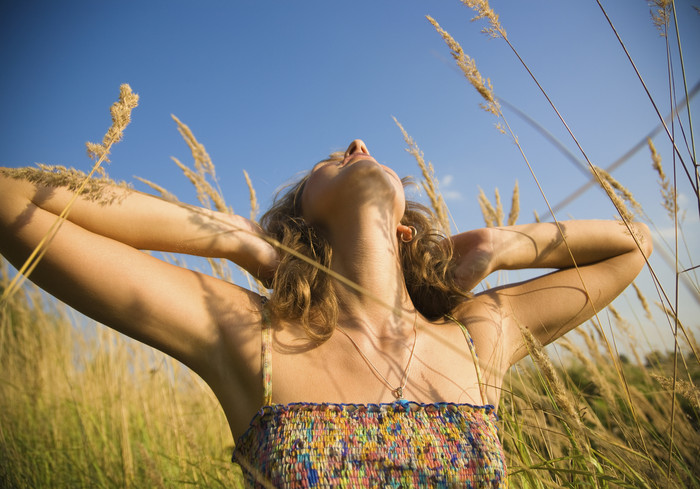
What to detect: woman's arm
<box><xmin>0</xmin><ymin>170</ymin><xmax>279</xmax><ymax>281</ymax></box>
<box><xmin>0</xmin><ymin>171</ymin><xmax>269</xmax><ymax>376</ymax></box>
<box><xmin>454</xmin><ymin>220</ymin><xmax>652</xmax><ymax>366</ymax></box>
<box><xmin>452</xmin><ymin>221</ymin><xmax>651</xmax><ymax>288</ymax></box>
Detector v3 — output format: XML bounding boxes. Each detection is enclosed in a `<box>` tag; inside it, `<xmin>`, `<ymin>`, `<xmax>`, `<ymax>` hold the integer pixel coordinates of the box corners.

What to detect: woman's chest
<box><xmin>269</xmin><ymin>322</ymin><xmax>491</xmax><ymax>407</ymax></box>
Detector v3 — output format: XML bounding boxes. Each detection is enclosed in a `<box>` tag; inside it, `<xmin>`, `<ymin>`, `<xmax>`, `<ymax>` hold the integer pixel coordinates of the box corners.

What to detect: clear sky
<box><xmin>1</xmin><ymin>0</ymin><xmax>698</xmax><ymax>352</ymax></box>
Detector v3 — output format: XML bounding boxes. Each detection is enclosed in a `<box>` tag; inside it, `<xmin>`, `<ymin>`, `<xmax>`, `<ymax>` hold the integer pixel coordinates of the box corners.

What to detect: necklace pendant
<box><xmin>392</xmin><ymin>387</ymin><xmax>403</xmax><ymax>400</ymax></box>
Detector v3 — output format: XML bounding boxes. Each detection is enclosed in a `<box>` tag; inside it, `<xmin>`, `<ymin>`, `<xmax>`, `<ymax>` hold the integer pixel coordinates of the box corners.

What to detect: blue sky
<box><xmin>1</xmin><ymin>0</ymin><xmax>698</xmax><ymax>351</ymax></box>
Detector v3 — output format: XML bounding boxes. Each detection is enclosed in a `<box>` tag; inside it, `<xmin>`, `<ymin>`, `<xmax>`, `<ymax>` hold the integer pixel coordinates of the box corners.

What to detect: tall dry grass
<box><xmin>0</xmin><ymin>261</ymin><xmax>244</xmax><ymax>488</ymax></box>
<box><xmin>1</xmin><ymin>3</ymin><xmax>699</xmax><ymax>489</ymax></box>
<box><xmin>423</xmin><ymin>1</ymin><xmax>700</xmax><ymax>487</ymax></box>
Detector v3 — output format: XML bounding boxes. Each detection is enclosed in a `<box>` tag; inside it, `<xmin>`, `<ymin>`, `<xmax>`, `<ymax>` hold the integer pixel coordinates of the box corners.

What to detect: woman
<box><xmin>0</xmin><ymin>139</ymin><xmax>651</xmax><ymax>487</ymax></box>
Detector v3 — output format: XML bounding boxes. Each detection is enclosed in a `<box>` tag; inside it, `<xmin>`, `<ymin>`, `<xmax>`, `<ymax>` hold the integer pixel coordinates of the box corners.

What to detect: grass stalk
<box><xmin>669</xmin><ymin>1</ymin><xmax>698</xmax><ymax>183</ymax></box>
<box><xmin>0</xmin><ymin>85</ymin><xmax>138</xmax><ymax>307</ymax></box>
<box><xmin>594</xmin><ymin>0</ymin><xmax>699</xmax><ymax>210</ymax></box>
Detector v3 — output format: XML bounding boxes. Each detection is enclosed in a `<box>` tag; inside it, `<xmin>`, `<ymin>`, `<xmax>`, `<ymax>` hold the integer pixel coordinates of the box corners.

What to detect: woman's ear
<box><xmin>397</xmin><ymin>224</ymin><xmax>416</xmax><ymax>243</ymax></box>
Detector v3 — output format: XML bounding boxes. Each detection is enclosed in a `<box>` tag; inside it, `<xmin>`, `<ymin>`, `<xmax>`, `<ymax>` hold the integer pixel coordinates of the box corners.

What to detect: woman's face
<box><xmin>301</xmin><ymin>139</ymin><xmax>405</xmax><ymax>225</ymax></box>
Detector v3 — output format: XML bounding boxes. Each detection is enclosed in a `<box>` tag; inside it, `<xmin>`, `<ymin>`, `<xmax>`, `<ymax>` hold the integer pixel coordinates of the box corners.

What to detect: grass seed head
<box><xmin>651</xmin><ymin>374</ymin><xmax>700</xmax><ymax>411</ymax></box>
<box><xmin>507</xmin><ymin>180</ymin><xmax>520</xmax><ymax>226</ymax></box>
<box><xmin>632</xmin><ymin>282</ymin><xmax>653</xmax><ymax>321</ymax></box>
<box><xmin>459</xmin><ymin>0</ymin><xmax>506</xmax><ymax>39</ymax></box>
<box><xmin>477</xmin><ymin>187</ymin><xmax>496</xmax><ymax>227</ymax></box>
<box><xmin>648</xmin><ymin>138</ymin><xmax>677</xmax><ymax>220</ymax></box>
<box><xmin>393</xmin><ymin>117</ymin><xmax>451</xmax><ymax>232</ymax></box>
<box><xmin>591</xmin><ymin>165</ymin><xmax>640</xmax><ymax>223</ymax></box>
<box><xmin>86</xmin><ymin>84</ymin><xmax>139</xmax><ymax>163</ymax></box>
<box><xmin>243</xmin><ymin>170</ymin><xmax>258</xmax><ymax>221</ymax></box>
<box><xmin>426</xmin><ymin>16</ymin><xmax>500</xmax><ymax>116</ymax></box>
<box><xmin>134</xmin><ymin>176</ymin><xmax>179</xmax><ymax>203</ymax></box>
<box><xmin>518</xmin><ymin>324</ymin><xmax>587</xmax><ymax>439</ymax></box>
<box><xmin>0</xmin><ymin>164</ymin><xmax>130</xmax><ymax>204</ymax></box>
<box><xmin>647</xmin><ymin>0</ymin><xmax>671</xmax><ymax>35</ymax></box>
<box><xmin>170</xmin><ymin>116</ymin><xmax>229</xmax><ymax>213</ymax></box>
<box><xmin>494</xmin><ymin>187</ymin><xmax>504</xmax><ymax>226</ymax></box>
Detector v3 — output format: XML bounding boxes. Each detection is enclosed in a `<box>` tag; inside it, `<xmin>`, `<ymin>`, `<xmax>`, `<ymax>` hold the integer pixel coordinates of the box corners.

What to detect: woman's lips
<box><xmin>341</xmin><ymin>152</ymin><xmax>376</xmax><ymax>166</ymax></box>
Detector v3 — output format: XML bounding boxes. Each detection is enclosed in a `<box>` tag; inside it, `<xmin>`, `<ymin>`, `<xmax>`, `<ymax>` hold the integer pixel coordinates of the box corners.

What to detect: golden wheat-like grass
<box><xmin>0</xmin><ymin>265</ymin><xmax>245</xmax><ymax>488</ymax></box>
<box><xmin>648</xmin><ymin>0</ymin><xmax>672</xmax><ymax>35</ymax></box>
<box><xmin>134</xmin><ymin>176</ymin><xmax>179</xmax><ymax>202</ymax></box>
<box><xmin>507</xmin><ymin>180</ymin><xmax>520</xmax><ymax>226</ymax></box>
<box><xmin>86</xmin><ymin>84</ymin><xmax>139</xmax><ymax>163</ymax></box>
<box><xmin>590</xmin><ymin>165</ymin><xmax>641</xmax><ymax>223</ymax></box>
<box><xmin>393</xmin><ymin>117</ymin><xmax>451</xmax><ymax>232</ymax></box>
<box><xmin>0</xmin><ymin>84</ymin><xmax>138</xmax><ymax>307</ymax></box>
<box><xmin>458</xmin><ymin>0</ymin><xmax>506</xmax><ymax>39</ymax></box>
<box><xmin>243</xmin><ymin>170</ymin><xmax>258</xmax><ymax>222</ymax></box>
<box><xmin>426</xmin><ymin>16</ymin><xmax>500</xmax><ymax>116</ymax></box>
<box><xmin>0</xmin><ymin>164</ymin><xmax>130</xmax><ymax>204</ymax></box>
<box><xmin>518</xmin><ymin>324</ymin><xmax>586</xmax><ymax>441</ymax></box>
<box><xmin>652</xmin><ymin>373</ymin><xmax>700</xmax><ymax>410</ymax></box>
<box><xmin>477</xmin><ymin>183</ymin><xmax>520</xmax><ymax>228</ymax></box>
<box><xmin>648</xmin><ymin>138</ymin><xmax>677</xmax><ymax>220</ymax></box>
<box><xmin>477</xmin><ymin>187</ymin><xmax>497</xmax><ymax>228</ymax></box>
<box><xmin>171</xmin><ymin>115</ymin><xmax>229</xmax><ymax>213</ymax></box>
<box><xmin>632</xmin><ymin>281</ymin><xmax>654</xmax><ymax>321</ymax></box>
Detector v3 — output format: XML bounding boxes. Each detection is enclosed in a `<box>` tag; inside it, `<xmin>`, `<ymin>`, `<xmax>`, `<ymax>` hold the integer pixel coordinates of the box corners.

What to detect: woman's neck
<box><xmin>324</xmin><ymin>205</ymin><xmax>415</xmax><ymax>335</ymax></box>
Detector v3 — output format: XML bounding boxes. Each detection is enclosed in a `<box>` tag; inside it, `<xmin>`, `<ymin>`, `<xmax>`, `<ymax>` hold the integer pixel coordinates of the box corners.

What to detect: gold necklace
<box><xmin>336</xmin><ymin>312</ymin><xmax>418</xmax><ymax>401</ymax></box>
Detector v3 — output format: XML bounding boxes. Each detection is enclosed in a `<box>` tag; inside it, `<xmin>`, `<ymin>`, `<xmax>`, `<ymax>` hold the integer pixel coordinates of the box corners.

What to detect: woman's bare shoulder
<box><xmin>450</xmin><ymin>292</ymin><xmax>510</xmax><ymax>377</ymax></box>
<box><xmin>206</xmin><ymin>280</ymin><xmax>267</xmax><ymax>368</ymax></box>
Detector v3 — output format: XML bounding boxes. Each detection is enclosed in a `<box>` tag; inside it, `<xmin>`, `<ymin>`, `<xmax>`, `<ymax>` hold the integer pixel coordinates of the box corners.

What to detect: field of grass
<box><xmin>1</xmin><ymin>1</ymin><xmax>699</xmax><ymax>488</ymax></box>
<box><xmin>1</xmin><ymin>258</ymin><xmax>698</xmax><ymax>488</ymax></box>
<box><xmin>0</xmin><ymin>263</ymin><xmax>243</xmax><ymax>488</ymax></box>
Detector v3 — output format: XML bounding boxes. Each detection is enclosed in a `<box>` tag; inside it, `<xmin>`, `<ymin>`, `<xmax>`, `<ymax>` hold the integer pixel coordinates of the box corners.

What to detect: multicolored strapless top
<box><xmin>232</xmin><ymin>303</ymin><xmax>507</xmax><ymax>487</ymax></box>
<box><xmin>233</xmin><ymin>400</ymin><xmax>506</xmax><ymax>488</ymax></box>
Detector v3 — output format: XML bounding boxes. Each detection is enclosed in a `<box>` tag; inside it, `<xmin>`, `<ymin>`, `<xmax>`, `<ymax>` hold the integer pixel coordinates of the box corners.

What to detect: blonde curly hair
<box><xmin>259</xmin><ymin>153</ymin><xmax>470</xmax><ymax>342</ymax></box>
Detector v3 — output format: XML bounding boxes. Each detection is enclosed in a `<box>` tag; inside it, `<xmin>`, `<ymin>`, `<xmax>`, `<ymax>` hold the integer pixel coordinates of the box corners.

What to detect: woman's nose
<box><xmin>345</xmin><ymin>139</ymin><xmax>370</xmax><ymax>157</ymax></box>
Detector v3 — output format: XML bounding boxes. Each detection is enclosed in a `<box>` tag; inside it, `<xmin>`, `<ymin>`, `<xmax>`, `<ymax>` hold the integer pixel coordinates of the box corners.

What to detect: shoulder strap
<box><xmin>260</xmin><ymin>297</ymin><xmax>272</xmax><ymax>406</ymax></box>
<box><xmin>446</xmin><ymin>315</ymin><xmax>489</xmax><ymax>406</ymax></box>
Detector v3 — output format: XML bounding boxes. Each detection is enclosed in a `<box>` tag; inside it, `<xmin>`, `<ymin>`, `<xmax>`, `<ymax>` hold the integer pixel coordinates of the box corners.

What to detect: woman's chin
<box><xmin>341</xmin><ymin>163</ymin><xmax>399</xmax><ymax>199</ymax></box>
<box><xmin>303</xmin><ymin>161</ymin><xmax>404</xmax><ymax>223</ymax></box>
<box><xmin>344</xmin><ymin>160</ymin><xmax>399</xmax><ymax>188</ymax></box>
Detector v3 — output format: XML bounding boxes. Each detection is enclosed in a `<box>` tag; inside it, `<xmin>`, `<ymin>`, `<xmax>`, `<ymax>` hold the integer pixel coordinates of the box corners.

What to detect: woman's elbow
<box><xmin>634</xmin><ymin>222</ymin><xmax>653</xmax><ymax>258</ymax></box>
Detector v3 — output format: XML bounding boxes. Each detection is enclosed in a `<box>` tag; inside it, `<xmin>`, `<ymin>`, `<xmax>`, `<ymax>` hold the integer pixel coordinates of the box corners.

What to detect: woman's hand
<box><xmin>451</xmin><ymin>228</ymin><xmax>495</xmax><ymax>291</ymax></box>
<box><xmin>218</xmin><ymin>213</ymin><xmax>279</xmax><ymax>284</ymax></box>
